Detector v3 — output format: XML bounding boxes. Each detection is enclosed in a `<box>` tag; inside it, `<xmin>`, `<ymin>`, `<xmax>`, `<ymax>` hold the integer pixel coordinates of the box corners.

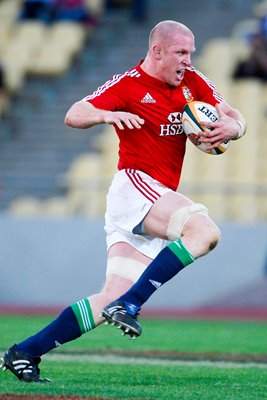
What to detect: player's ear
<box><xmin>153</xmin><ymin>45</ymin><xmax>163</xmax><ymax>59</ymax></box>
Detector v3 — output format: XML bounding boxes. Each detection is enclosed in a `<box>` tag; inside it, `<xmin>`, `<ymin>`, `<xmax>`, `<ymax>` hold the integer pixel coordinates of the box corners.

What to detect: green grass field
<box><xmin>1</xmin><ymin>314</ymin><xmax>267</xmax><ymax>399</ymax></box>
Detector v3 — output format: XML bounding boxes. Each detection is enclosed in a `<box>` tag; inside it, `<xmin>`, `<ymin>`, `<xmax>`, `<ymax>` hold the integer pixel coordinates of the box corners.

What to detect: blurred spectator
<box><xmin>233</xmin><ymin>18</ymin><xmax>267</xmax><ymax>81</ymax></box>
<box><xmin>19</xmin><ymin>0</ymin><xmax>55</xmax><ymax>23</ymax></box>
<box><xmin>53</xmin><ymin>0</ymin><xmax>96</xmax><ymax>26</ymax></box>
<box><xmin>19</xmin><ymin>0</ymin><xmax>95</xmax><ymax>26</ymax></box>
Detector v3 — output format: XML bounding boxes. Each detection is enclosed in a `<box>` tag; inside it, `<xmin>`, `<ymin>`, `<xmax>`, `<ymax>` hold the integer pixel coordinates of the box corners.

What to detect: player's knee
<box><xmin>204</xmin><ymin>220</ymin><xmax>221</xmax><ymax>251</ymax></box>
<box><xmin>167</xmin><ymin>203</ymin><xmax>221</xmax><ymax>258</ymax></box>
<box><xmin>184</xmin><ymin>214</ymin><xmax>221</xmax><ymax>256</ymax></box>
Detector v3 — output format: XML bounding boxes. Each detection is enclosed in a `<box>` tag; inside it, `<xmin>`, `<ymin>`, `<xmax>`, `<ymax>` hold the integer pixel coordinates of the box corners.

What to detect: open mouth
<box><xmin>176</xmin><ymin>69</ymin><xmax>185</xmax><ymax>79</ymax></box>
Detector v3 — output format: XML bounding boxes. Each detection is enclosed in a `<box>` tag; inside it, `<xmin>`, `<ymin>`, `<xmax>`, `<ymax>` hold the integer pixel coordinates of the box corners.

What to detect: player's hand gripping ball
<box><xmin>182</xmin><ymin>101</ymin><xmax>230</xmax><ymax>155</ymax></box>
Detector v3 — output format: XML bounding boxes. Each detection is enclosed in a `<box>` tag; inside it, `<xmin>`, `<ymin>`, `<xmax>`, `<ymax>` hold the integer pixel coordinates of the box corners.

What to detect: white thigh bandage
<box><xmin>106</xmin><ymin>257</ymin><xmax>148</xmax><ymax>283</ymax></box>
<box><xmin>167</xmin><ymin>203</ymin><xmax>209</xmax><ymax>241</ymax></box>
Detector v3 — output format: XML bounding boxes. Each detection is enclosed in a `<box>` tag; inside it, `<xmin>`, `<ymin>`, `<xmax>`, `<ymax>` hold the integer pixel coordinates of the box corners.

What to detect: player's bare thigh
<box><xmin>108</xmin><ymin>242</ymin><xmax>152</xmax><ymax>264</ymax></box>
<box><xmin>144</xmin><ymin>191</ymin><xmax>194</xmax><ymax>239</ymax></box>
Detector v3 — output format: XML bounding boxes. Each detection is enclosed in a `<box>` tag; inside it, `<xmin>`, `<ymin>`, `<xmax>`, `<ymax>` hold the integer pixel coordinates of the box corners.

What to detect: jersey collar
<box><xmin>136</xmin><ymin>60</ymin><xmax>173</xmax><ymax>89</ymax></box>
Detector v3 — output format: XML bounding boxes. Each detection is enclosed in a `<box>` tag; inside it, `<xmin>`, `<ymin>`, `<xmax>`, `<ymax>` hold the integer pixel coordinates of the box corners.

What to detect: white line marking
<box><xmin>44</xmin><ymin>353</ymin><xmax>267</xmax><ymax>369</ymax></box>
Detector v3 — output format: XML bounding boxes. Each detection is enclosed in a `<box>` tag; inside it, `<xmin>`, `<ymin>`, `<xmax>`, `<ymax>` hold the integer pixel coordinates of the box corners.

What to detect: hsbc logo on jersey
<box><xmin>159</xmin><ymin>112</ymin><xmax>183</xmax><ymax>136</ymax></box>
<box><xmin>167</xmin><ymin>112</ymin><xmax>180</xmax><ymax>123</ymax></box>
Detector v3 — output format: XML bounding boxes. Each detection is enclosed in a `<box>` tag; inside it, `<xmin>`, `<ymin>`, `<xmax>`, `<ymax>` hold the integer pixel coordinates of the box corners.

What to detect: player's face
<box><xmin>160</xmin><ymin>32</ymin><xmax>195</xmax><ymax>87</ymax></box>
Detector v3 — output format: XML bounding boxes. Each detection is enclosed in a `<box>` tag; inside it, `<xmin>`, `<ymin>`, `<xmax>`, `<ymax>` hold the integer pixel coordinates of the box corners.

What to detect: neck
<box><xmin>140</xmin><ymin>58</ymin><xmax>160</xmax><ymax>81</ymax></box>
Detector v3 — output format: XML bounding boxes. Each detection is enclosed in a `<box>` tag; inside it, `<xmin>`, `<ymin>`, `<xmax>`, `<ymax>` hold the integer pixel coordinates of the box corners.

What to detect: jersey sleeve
<box><xmin>192</xmin><ymin>68</ymin><xmax>224</xmax><ymax>106</ymax></box>
<box><xmin>82</xmin><ymin>73</ymin><xmax>128</xmax><ymax>111</ymax></box>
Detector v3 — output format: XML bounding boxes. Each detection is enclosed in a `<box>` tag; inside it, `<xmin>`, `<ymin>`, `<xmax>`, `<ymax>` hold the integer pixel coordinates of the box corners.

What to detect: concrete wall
<box><xmin>0</xmin><ymin>215</ymin><xmax>266</xmax><ymax>310</ymax></box>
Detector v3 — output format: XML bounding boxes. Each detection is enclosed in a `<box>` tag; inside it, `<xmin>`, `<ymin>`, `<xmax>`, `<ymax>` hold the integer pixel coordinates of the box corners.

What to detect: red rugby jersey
<box><xmin>83</xmin><ymin>61</ymin><xmax>223</xmax><ymax>190</ymax></box>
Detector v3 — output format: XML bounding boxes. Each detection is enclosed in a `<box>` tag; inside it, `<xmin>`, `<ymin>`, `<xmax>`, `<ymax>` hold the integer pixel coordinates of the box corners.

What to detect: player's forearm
<box><xmin>221</xmin><ymin>101</ymin><xmax>247</xmax><ymax>140</ymax></box>
<box><xmin>64</xmin><ymin>101</ymin><xmax>109</xmax><ymax>129</ymax></box>
<box><xmin>226</xmin><ymin>109</ymin><xmax>247</xmax><ymax>140</ymax></box>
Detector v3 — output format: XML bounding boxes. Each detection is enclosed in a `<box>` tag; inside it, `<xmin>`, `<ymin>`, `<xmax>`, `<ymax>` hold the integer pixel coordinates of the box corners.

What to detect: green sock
<box><xmin>71</xmin><ymin>297</ymin><xmax>95</xmax><ymax>333</ymax></box>
<box><xmin>168</xmin><ymin>238</ymin><xmax>195</xmax><ymax>266</ymax></box>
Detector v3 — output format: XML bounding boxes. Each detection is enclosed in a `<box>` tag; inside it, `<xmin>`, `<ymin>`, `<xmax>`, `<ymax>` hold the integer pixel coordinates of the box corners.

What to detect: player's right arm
<box><xmin>64</xmin><ymin>101</ymin><xmax>144</xmax><ymax>130</ymax></box>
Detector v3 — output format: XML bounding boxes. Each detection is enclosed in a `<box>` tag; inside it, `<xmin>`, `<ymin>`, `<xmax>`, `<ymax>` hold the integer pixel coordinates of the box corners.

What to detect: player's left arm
<box><xmin>199</xmin><ymin>100</ymin><xmax>247</xmax><ymax>149</ymax></box>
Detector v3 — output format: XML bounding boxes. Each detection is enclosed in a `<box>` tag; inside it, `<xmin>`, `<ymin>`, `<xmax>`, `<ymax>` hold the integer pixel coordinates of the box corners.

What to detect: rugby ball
<box><xmin>182</xmin><ymin>101</ymin><xmax>229</xmax><ymax>155</ymax></box>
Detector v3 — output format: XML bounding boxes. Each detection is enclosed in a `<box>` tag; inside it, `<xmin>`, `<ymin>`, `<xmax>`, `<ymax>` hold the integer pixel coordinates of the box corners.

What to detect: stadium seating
<box><xmin>0</xmin><ymin>0</ymin><xmax>96</xmax><ymax>86</ymax></box>
<box><xmin>3</xmin><ymin>0</ymin><xmax>267</xmax><ymax>222</ymax></box>
<box><xmin>63</xmin><ymin>153</ymin><xmax>107</xmax><ymax>216</ymax></box>
<box><xmin>8</xmin><ymin>196</ymin><xmax>43</xmax><ymax>217</ymax></box>
<box><xmin>0</xmin><ymin>0</ymin><xmax>22</xmax><ymax>25</ymax></box>
<box><xmin>40</xmin><ymin>196</ymin><xmax>72</xmax><ymax>217</ymax></box>
<box><xmin>0</xmin><ymin>40</ymin><xmax>29</xmax><ymax>93</ymax></box>
<box><xmin>14</xmin><ymin>20</ymin><xmax>47</xmax><ymax>52</ymax></box>
<box><xmin>29</xmin><ymin>40</ymin><xmax>72</xmax><ymax>76</ymax></box>
<box><xmin>49</xmin><ymin>22</ymin><xmax>88</xmax><ymax>58</ymax></box>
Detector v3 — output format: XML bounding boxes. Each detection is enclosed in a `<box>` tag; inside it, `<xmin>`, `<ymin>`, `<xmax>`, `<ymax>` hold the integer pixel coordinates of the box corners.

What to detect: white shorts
<box><xmin>104</xmin><ymin>169</ymin><xmax>172</xmax><ymax>259</ymax></box>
